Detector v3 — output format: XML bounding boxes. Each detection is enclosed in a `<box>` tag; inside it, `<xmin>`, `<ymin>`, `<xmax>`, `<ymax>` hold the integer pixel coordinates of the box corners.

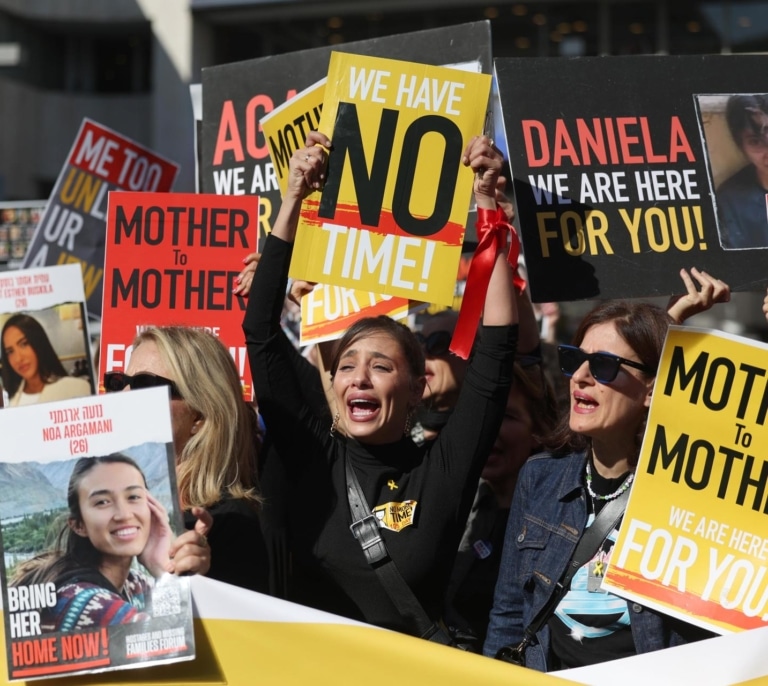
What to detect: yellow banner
<box><xmin>289</xmin><ymin>52</ymin><xmax>490</xmax><ymax>306</ymax></box>
<box><xmin>5</xmin><ymin>576</ymin><xmax>768</xmax><ymax>684</ymax></box>
<box><xmin>603</xmin><ymin>326</ymin><xmax>768</xmax><ymax>634</ymax></box>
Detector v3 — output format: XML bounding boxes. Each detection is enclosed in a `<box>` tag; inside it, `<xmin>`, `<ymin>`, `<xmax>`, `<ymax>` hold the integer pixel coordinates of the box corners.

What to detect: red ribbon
<box><xmin>449</xmin><ymin>207</ymin><xmax>524</xmax><ymax>360</ymax></box>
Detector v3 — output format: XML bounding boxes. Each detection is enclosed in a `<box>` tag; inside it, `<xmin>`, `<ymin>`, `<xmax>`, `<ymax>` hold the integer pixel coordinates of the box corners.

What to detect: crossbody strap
<box><xmin>516</xmin><ymin>486</ymin><xmax>631</xmax><ymax>647</ymax></box>
<box><xmin>345</xmin><ymin>458</ymin><xmax>447</xmax><ymax>641</ymax></box>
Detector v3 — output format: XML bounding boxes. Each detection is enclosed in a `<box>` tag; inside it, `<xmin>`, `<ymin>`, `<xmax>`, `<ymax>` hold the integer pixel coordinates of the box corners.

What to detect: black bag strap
<box><xmin>496</xmin><ymin>486</ymin><xmax>631</xmax><ymax>661</ymax></box>
<box><xmin>345</xmin><ymin>458</ymin><xmax>449</xmax><ymax>642</ymax></box>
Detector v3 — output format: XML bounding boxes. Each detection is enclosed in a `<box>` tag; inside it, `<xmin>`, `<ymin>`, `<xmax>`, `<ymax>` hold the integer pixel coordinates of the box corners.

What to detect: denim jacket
<box><xmin>483</xmin><ymin>449</ymin><xmax>710</xmax><ymax>671</ymax></box>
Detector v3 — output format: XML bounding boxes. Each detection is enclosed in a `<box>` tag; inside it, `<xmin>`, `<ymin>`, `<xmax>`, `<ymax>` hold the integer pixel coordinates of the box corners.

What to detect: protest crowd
<box><xmin>4</xmin><ymin>16</ymin><xmax>768</xmax><ymax>686</ymax></box>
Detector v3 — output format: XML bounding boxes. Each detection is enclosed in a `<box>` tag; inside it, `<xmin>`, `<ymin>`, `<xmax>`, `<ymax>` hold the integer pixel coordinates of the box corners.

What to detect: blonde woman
<box><xmin>105</xmin><ymin>326</ymin><xmax>268</xmax><ymax>593</ymax></box>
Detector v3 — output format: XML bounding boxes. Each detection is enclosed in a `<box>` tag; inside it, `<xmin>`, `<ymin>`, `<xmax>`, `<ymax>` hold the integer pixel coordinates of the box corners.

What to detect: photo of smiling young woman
<box><xmin>9</xmin><ymin>451</ymin><xmax>209</xmax><ymax>633</ymax></box>
<box><xmin>1</xmin><ymin>310</ymin><xmax>92</xmax><ymax>407</ymax></box>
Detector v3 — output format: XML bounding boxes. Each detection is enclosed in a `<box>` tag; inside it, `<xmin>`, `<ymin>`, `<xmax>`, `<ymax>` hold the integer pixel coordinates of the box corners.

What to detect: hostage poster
<box><xmin>289</xmin><ymin>52</ymin><xmax>491</xmax><ymax>306</ymax></box>
<box><xmin>100</xmin><ymin>191</ymin><xmax>259</xmax><ymax>400</ymax></box>
<box><xmin>0</xmin><ymin>264</ymin><xmax>95</xmax><ymax>409</ymax></box>
<box><xmin>0</xmin><ymin>386</ymin><xmax>193</xmax><ymax>680</ymax></box>
<box><xmin>602</xmin><ymin>326</ymin><xmax>768</xmax><ymax>634</ymax></box>
<box><xmin>21</xmin><ymin>119</ymin><xmax>179</xmax><ymax>321</ymax></box>
<box><xmin>200</xmin><ymin>21</ymin><xmax>491</xmax><ymax>245</ymax></box>
<box><xmin>494</xmin><ymin>55</ymin><xmax>768</xmax><ymax>303</ymax></box>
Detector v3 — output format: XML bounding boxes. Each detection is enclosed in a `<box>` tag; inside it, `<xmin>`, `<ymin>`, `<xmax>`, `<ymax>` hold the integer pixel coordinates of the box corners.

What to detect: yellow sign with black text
<box><xmin>262</xmin><ymin>78</ymin><xmax>326</xmax><ymax>198</ymax></box>
<box><xmin>603</xmin><ymin>326</ymin><xmax>768</xmax><ymax>634</ymax></box>
<box><xmin>289</xmin><ymin>52</ymin><xmax>490</xmax><ymax>306</ymax></box>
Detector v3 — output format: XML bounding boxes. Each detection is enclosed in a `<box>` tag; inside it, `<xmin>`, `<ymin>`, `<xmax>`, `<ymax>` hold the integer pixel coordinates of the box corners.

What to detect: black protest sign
<box><xmin>495</xmin><ymin>55</ymin><xmax>768</xmax><ymax>302</ymax></box>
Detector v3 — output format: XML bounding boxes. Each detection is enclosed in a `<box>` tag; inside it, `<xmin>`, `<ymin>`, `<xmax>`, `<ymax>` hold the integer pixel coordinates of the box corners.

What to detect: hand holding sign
<box><xmin>463</xmin><ymin>134</ymin><xmax>503</xmax><ymax>209</ymax></box>
<box><xmin>272</xmin><ymin>133</ymin><xmax>332</xmax><ymax>245</ymax></box>
<box><xmin>169</xmin><ymin>507</ymin><xmax>213</xmax><ymax>577</ymax></box>
<box><xmin>667</xmin><ymin>267</ymin><xmax>731</xmax><ymax>324</ymax></box>
<box><xmin>288</xmin><ymin>131</ymin><xmax>331</xmax><ymax>201</ymax></box>
<box><xmin>451</xmin><ymin>136</ymin><xmax>521</xmax><ymax>357</ymax></box>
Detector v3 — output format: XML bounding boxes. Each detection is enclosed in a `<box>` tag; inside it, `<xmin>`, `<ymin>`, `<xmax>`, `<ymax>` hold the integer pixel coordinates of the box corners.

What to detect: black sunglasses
<box><xmin>103</xmin><ymin>371</ymin><xmax>183</xmax><ymax>399</ymax></box>
<box><xmin>415</xmin><ymin>330</ymin><xmax>452</xmax><ymax>357</ymax></box>
<box><xmin>557</xmin><ymin>344</ymin><xmax>654</xmax><ymax>384</ymax></box>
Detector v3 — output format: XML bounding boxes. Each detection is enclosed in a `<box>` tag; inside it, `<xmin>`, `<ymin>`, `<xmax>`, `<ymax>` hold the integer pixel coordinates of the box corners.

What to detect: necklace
<box><xmin>585</xmin><ymin>459</ymin><xmax>634</xmax><ymax>501</ymax></box>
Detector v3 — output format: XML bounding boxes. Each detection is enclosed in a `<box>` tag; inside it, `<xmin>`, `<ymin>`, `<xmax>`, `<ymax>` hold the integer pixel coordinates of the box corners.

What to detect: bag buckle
<box><xmin>349</xmin><ymin>514</ymin><xmax>388</xmax><ymax>564</ymax></box>
<box><xmin>495</xmin><ymin>637</ymin><xmax>530</xmax><ymax>666</ymax></box>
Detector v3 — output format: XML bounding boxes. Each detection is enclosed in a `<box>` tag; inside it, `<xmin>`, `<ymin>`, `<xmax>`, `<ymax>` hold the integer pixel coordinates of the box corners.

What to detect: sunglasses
<box><xmin>415</xmin><ymin>330</ymin><xmax>452</xmax><ymax>357</ymax></box>
<box><xmin>103</xmin><ymin>371</ymin><xmax>183</xmax><ymax>399</ymax></box>
<box><xmin>557</xmin><ymin>344</ymin><xmax>654</xmax><ymax>384</ymax></box>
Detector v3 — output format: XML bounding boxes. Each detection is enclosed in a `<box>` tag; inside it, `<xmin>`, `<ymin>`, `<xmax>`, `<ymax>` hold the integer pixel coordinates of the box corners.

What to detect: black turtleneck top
<box><xmin>244</xmin><ymin>234</ymin><xmax>517</xmax><ymax>632</ymax></box>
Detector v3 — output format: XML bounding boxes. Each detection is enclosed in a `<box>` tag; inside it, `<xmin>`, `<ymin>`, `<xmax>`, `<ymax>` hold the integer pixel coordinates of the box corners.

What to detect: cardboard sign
<box><xmin>21</xmin><ymin>119</ymin><xmax>178</xmax><ymax>320</ymax></box>
<box><xmin>100</xmin><ymin>192</ymin><xmax>258</xmax><ymax>400</ymax></box>
<box><xmin>603</xmin><ymin>326</ymin><xmax>768</xmax><ymax>634</ymax></box>
<box><xmin>0</xmin><ymin>264</ymin><xmax>95</xmax><ymax>408</ymax></box>
<box><xmin>261</xmin><ymin>80</ymin><xmax>420</xmax><ymax>345</ymax></box>
<box><xmin>200</xmin><ymin>21</ymin><xmax>492</xmax><ymax>245</ymax></box>
<box><xmin>288</xmin><ymin>52</ymin><xmax>490</xmax><ymax>306</ymax></box>
<box><xmin>262</xmin><ymin>78</ymin><xmax>327</xmax><ymax>197</ymax></box>
<box><xmin>300</xmin><ymin>285</ymin><xmax>422</xmax><ymax>346</ymax></box>
<box><xmin>494</xmin><ymin>55</ymin><xmax>768</xmax><ymax>302</ymax></box>
<box><xmin>0</xmin><ymin>387</ymin><xmax>193</xmax><ymax>680</ymax></box>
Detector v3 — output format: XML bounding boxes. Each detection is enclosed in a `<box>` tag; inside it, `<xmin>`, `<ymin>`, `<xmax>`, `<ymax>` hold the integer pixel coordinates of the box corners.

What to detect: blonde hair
<box><xmin>132</xmin><ymin>326</ymin><xmax>261</xmax><ymax>510</ymax></box>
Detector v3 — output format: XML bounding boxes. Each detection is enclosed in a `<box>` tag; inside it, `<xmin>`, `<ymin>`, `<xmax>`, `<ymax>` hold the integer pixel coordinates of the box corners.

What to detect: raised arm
<box><xmin>667</xmin><ymin>267</ymin><xmax>730</xmax><ymax>324</ymax></box>
<box><xmin>272</xmin><ymin>130</ymin><xmax>331</xmax><ymax>244</ymax></box>
<box><xmin>462</xmin><ymin>135</ymin><xmax>518</xmax><ymax>328</ymax></box>
<box><xmin>243</xmin><ymin>132</ymin><xmax>334</xmax><ymax>468</ymax></box>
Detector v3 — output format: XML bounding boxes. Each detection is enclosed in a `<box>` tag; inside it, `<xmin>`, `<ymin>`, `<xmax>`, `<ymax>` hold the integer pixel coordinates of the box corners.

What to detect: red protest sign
<box><xmin>100</xmin><ymin>192</ymin><xmax>259</xmax><ymax>400</ymax></box>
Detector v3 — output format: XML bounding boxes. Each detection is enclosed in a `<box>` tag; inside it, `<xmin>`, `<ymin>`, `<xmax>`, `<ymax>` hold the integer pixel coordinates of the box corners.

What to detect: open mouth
<box><xmin>574</xmin><ymin>393</ymin><xmax>598</xmax><ymax>410</ymax></box>
<box><xmin>348</xmin><ymin>397</ymin><xmax>380</xmax><ymax>420</ymax></box>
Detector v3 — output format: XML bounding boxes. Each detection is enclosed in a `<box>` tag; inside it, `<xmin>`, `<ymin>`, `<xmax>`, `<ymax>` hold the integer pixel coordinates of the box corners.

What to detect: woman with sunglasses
<box><xmin>484</xmin><ymin>300</ymin><xmax>713</xmax><ymax>670</ymax></box>
<box><xmin>245</xmin><ymin>130</ymin><xmax>519</xmax><ymax>638</ymax></box>
<box><xmin>104</xmin><ymin>326</ymin><xmax>269</xmax><ymax>593</ymax></box>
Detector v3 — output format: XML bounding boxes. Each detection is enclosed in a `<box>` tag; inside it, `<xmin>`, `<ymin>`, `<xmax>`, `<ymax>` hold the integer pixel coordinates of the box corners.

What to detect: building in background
<box><xmin>0</xmin><ymin>0</ymin><xmax>767</xmax><ymax>334</ymax></box>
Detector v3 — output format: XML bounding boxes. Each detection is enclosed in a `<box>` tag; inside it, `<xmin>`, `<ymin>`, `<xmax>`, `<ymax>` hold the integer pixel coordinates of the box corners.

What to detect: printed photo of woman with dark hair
<box><xmin>1</xmin><ymin>312</ymin><xmax>92</xmax><ymax>406</ymax></box>
<box><xmin>9</xmin><ymin>453</ymin><xmax>209</xmax><ymax>633</ymax></box>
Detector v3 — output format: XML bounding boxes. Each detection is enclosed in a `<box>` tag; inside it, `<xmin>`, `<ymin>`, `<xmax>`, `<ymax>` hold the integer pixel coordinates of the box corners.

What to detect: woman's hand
<box><xmin>234</xmin><ymin>252</ymin><xmax>260</xmax><ymax>297</ymax></box>
<box><xmin>667</xmin><ymin>267</ymin><xmax>730</xmax><ymax>323</ymax></box>
<box><xmin>168</xmin><ymin>507</ymin><xmax>213</xmax><ymax>577</ymax></box>
<box><xmin>138</xmin><ymin>494</ymin><xmax>174</xmax><ymax>578</ymax></box>
<box><xmin>272</xmin><ymin>131</ymin><xmax>331</xmax><ymax>243</ymax></box>
<box><xmin>462</xmin><ymin>135</ymin><xmax>502</xmax><ymax>210</ymax></box>
<box><xmin>286</xmin><ymin>131</ymin><xmax>331</xmax><ymax>201</ymax></box>
<box><xmin>288</xmin><ymin>279</ymin><xmax>317</xmax><ymax>307</ymax></box>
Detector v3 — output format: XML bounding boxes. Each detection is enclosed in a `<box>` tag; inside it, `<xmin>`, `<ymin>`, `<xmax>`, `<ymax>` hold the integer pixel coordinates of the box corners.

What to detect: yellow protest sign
<box><xmin>262</xmin><ymin>78</ymin><xmax>326</xmax><ymax>197</ymax></box>
<box><xmin>603</xmin><ymin>326</ymin><xmax>768</xmax><ymax>634</ymax></box>
<box><xmin>289</xmin><ymin>52</ymin><xmax>491</xmax><ymax>306</ymax></box>
<box><xmin>300</xmin><ymin>285</ymin><xmax>424</xmax><ymax>346</ymax></box>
